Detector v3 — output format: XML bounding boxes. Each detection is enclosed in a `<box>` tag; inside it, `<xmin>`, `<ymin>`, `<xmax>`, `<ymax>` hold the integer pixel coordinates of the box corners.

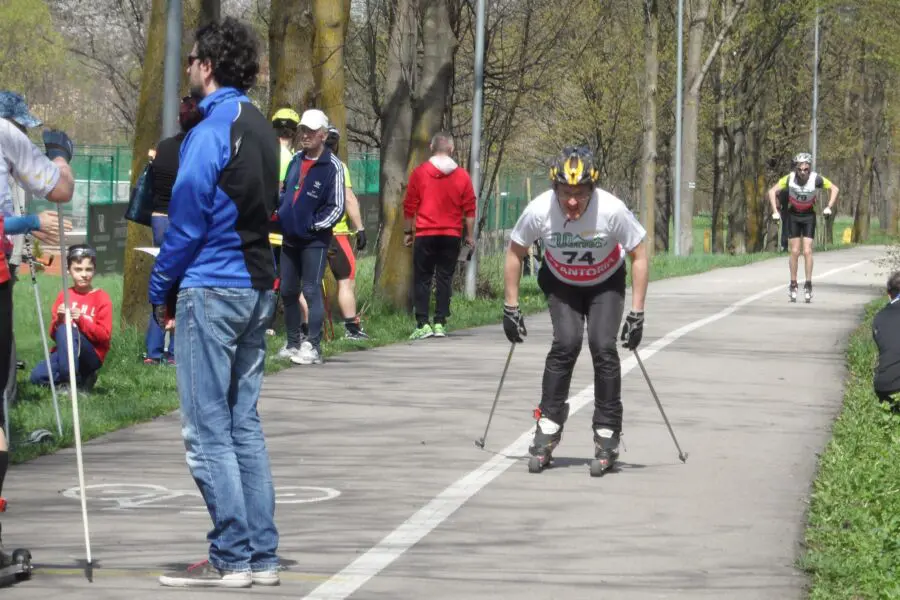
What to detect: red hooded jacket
<box><xmin>404</xmin><ymin>156</ymin><xmax>476</xmax><ymax>238</ymax></box>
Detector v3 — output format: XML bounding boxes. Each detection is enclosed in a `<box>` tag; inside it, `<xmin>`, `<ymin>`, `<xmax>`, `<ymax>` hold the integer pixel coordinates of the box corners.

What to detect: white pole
<box><xmin>811</xmin><ymin>7</ymin><xmax>820</xmax><ymax>171</ymax></box>
<box><xmin>674</xmin><ymin>0</ymin><xmax>684</xmax><ymax>256</ymax></box>
<box><xmin>57</xmin><ymin>212</ymin><xmax>92</xmax><ymax>566</ymax></box>
<box><xmin>465</xmin><ymin>0</ymin><xmax>486</xmax><ymax>299</ymax></box>
<box><xmin>26</xmin><ymin>243</ymin><xmax>63</xmax><ymax>437</ymax></box>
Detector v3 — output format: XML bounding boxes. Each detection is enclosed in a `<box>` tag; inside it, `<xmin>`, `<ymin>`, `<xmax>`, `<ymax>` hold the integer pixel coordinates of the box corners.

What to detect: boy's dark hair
<box><xmin>888</xmin><ymin>271</ymin><xmax>900</xmax><ymax>299</ymax></box>
<box><xmin>194</xmin><ymin>17</ymin><xmax>259</xmax><ymax>92</ymax></box>
<box><xmin>67</xmin><ymin>244</ymin><xmax>97</xmax><ymax>266</ymax></box>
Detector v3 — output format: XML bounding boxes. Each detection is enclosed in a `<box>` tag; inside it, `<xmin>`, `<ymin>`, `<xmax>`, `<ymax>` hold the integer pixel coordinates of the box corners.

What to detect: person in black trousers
<box><xmin>143</xmin><ymin>96</ymin><xmax>203</xmax><ymax>365</ymax></box>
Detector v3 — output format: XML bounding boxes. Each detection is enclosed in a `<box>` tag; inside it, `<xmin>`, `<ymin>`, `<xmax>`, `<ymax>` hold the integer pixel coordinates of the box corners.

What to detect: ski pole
<box><xmin>475</xmin><ymin>342</ymin><xmax>516</xmax><ymax>449</ymax></box>
<box><xmin>25</xmin><ymin>241</ymin><xmax>63</xmax><ymax>436</ymax></box>
<box><xmin>56</xmin><ymin>211</ymin><xmax>92</xmax><ymax>569</ymax></box>
<box><xmin>633</xmin><ymin>348</ymin><xmax>688</xmax><ymax>463</ymax></box>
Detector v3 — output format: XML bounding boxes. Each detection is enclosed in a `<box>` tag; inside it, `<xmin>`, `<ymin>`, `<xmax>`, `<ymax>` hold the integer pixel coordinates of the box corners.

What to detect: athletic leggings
<box><xmin>538</xmin><ymin>265</ymin><xmax>626</xmax><ymax>432</ymax></box>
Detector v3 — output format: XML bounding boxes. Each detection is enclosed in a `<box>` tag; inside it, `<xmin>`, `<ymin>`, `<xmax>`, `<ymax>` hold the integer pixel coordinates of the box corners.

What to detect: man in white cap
<box><xmin>274</xmin><ymin>109</ymin><xmax>345</xmax><ymax>365</ymax></box>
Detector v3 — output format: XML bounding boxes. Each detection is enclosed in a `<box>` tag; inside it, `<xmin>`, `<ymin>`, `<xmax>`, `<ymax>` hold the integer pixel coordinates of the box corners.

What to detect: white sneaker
<box><xmin>291</xmin><ymin>341</ymin><xmax>323</xmax><ymax>365</ymax></box>
<box><xmin>277</xmin><ymin>345</ymin><xmax>300</xmax><ymax>360</ymax></box>
<box><xmin>251</xmin><ymin>568</ymin><xmax>281</xmax><ymax>586</ymax></box>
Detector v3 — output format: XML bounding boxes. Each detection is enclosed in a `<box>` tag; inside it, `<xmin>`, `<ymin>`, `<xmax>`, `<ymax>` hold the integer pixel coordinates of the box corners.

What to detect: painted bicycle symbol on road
<box><xmin>62</xmin><ymin>483</ymin><xmax>340</xmax><ymax>515</ymax></box>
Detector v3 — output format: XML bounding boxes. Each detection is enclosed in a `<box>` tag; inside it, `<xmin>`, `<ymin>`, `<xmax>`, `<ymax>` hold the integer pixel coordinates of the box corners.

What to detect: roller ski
<box><xmin>0</xmin><ymin>501</ymin><xmax>33</xmax><ymax>587</ymax></box>
<box><xmin>803</xmin><ymin>281</ymin><xmax>812</xmax><ymax>303</ymax></box>
<box><xmin>590</xmin><ymin>428</ymin><xmax>620</xmax><ymax>477</ymax></box>
<box><xmin>789</xmin><ymin>281</ymin><xmax>798</xmax><ymax>303</ymax></box>
<box><xmin>527</xmin><ymin>404</ymin><xmax>568</xmax><ymax>474</ymax></box>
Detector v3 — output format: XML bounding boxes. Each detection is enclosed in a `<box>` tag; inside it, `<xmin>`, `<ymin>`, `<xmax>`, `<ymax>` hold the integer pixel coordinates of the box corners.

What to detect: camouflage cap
<box><xmin>0</xmin><ymin>91</ymin><xmax>42</xmax><ymax>128</ymax></box>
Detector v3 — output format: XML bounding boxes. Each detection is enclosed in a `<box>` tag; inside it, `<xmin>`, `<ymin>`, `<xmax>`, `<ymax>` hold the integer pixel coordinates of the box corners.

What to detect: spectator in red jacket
<box><xmin>30</xmin><ymin>245</ymin><xmax>112</xmax><ymax>391</ymax></box>
<box><xmin>403</xmin><ymin>132</ymin><xmax>476</xmax><ymax>339</ymax></box>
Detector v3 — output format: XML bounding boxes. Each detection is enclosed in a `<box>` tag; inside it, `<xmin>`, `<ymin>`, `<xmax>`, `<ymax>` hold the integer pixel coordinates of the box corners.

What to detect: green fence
<box><xmin>32</xmin><ymin>145</ymin><xmax>541</xmax><ymax>236</ymax></box>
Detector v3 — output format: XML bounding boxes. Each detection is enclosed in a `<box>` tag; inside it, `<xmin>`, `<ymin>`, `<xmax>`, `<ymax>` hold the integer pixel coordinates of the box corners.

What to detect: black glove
<box><xmin>503</xmin><ymin>304</ymin><xmax>527</xmax><ymax>343</ymax></box>
<box><xmin>152</xmin><ymin>304</ymin><xmax>170</xmax><ymax>329</ymax></box>
<box><xmin>43</xmin><ymin>129</ymin><xmax>74</xmax><ymax>163</ymax></box>
<box><xmin>356</xmin><ymin>229</ymin><xmax>367</xmax><ymax>251</ymax></box>
<box><xmin>620</xmin><ymin>310</ymin><xmax>644</xmax><ymax>350</ymax></box>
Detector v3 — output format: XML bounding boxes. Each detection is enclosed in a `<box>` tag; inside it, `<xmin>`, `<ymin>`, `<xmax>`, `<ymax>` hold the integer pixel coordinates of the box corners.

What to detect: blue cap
<box><xmin>0</xmin><ymin>91</ymin><xmax>42</xmax><ymax>128</ymax></box>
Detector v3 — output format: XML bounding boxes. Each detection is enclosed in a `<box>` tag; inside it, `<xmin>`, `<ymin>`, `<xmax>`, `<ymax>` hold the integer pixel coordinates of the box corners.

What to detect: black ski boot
<box><xmin>804</xmin><ymin>281</ymin><xmax>812</xmax><ymax>304</ymax></box>
<box><xmin>527</xmin><ymin>403</ymin><xmax>569</xmax><ymax>473</ymax></box>
<box><xmin>0</xmin><ymin>501</ymin><xmax>33</xmax><ymax>586</ymax></box>
<box><xmin>789</xmin><ymin>281</ymin><xmax>799</xmax><ymax>303</ymax></box>
<box><xmin>590</xmin><ymin>428</ymin><xmax>620</xmax><ymax>477</ymax></box>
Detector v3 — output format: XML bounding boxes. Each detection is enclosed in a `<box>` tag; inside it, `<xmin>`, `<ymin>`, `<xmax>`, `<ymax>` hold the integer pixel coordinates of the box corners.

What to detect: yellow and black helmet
<box><xmin>271</xmin><ymin>107</ymin><xmax>300</xmax><ymax>130</ymax></box>
<box><xmin>550</xmin><ymin>146</ymin><xmax>599</xmax><ymax>187</ymax></box>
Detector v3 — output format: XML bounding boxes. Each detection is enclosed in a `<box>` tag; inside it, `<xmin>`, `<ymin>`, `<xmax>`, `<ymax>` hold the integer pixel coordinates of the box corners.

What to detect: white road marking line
<box><xmin>302</xmin><ymin>258</ymin><xmax>873</xmax><ymax>599</ymax></box>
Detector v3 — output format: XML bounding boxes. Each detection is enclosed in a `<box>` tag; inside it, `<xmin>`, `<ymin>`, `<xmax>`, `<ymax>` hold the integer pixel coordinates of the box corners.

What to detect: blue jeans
<box><xmin>146</xmin><ymin>215</ymin><xmax>174</xmax><ymax>360</ymax></box>
<box><xmin>29</xmin><ymin>325</ymin><xmax>102</xmax><ymax>385</ymax></box>
<box><xmin>175</xmin><ymin>287</ymin><xmax>278</xmax><ymax>572</ymax></box>
<box><xmin>280</xmin><ymin>244</ymin><xmax>327</xmax><ymax>349</ymax></box>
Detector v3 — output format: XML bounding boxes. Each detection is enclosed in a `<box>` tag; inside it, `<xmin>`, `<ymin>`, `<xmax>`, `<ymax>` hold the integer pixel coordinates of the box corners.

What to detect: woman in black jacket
<box><xmin>143</xmin><ymin>96</ymin><xmax>202</xmax><ymax>365</ymax></box>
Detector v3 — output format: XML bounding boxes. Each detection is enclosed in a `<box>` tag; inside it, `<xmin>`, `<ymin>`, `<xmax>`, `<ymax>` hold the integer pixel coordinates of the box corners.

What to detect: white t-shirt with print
<box><xmin>509</xmin><ymin>187</ymin><xmax>646</xmax><ymax>287</ymax></box>
<box><xmin>0</xmin><ymin>118</ymin><xmax>60</xmax><ymax>217</ymax></box>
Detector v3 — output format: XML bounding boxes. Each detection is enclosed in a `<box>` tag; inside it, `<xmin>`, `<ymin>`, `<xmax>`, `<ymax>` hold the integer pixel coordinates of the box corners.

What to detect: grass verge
<box><xmin>800</xmin><ymin>296</ymin><xmax>900</xmax><ymax>599</ymax></box>
<box><xmin>4</xmin><ymin>247</ymin><xmax>836</xmax><ymax>463</ymax></box>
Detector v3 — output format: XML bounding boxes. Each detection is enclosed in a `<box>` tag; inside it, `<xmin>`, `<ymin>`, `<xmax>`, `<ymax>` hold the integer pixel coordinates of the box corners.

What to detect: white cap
<box><xmin>299</xmin><ymin>109</ymin><xmax>329</xmax><ymax>131</ymax></box>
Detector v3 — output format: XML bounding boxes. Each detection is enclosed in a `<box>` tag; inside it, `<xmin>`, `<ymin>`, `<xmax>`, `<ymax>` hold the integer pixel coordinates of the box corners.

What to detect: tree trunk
<box><xmin>312</xmin><ymin>0</ymin><xmax>351</xmax><ymax>138</ymax></box>
<box><xmin>726</xmin><ymin>89</ymin><xmax>748</xmax><ymax>254</ymax></box>
<box><xmin>640</xmin><ymin>0</ymin><xmax>659</xmax><ymax>257</ymax></box>
<box><xmin>888</xmin><ymin>114</ymin><xmax>900</xmax><ymax>235</ymax></box>
<box><xmin>120</xmin><ymin>0</ymin><xmax>206</xmax><ymax>328</ymax></box>
<box><xmin>656</xmin><ymin>137</ymin><xmax>670</xmax><ymax>253</ymax></box>
<box><xmin>677</xmin><ymin>0</ymin><xmax>711</xmax><ymax>255</ymax></box>
<box><xmin>853</xmin><ymin>41</ymin><xmax>871</xmax><ymax>243</ymax></box>
<box><xmin>410</xmin><ymin>0</ymin><xmax>454</xmax><ymax>168</ymax></box>
<box><xmin>374</xmin><ymin>0</ymin><xmax>417</xmax><ymax>311</ymax></box>
<box><xmin>311</xmin><ymin>0</ymin><xmax>351</xmax><ymax>319</ymax></box>
<box><xmin>269</xmin><ymin>0</ymin><xmax>316</xmax><ymax>115</ymax></box>
<box><xmin>711</xmin><ymin>1</ymin><xmax>728</xmax><ymax>253</ymax></box>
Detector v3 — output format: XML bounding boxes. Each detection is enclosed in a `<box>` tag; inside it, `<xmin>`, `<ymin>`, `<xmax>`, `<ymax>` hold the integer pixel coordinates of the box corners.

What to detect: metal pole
<box><xmin>162</xmin><ymin>0</ymin><xmax>183</xmax><ymax>139</ymax></box>
<box><xmin>673</xmin><ymin>0</ymin><xmax>684</xmax><ymax>256</ymax></box>
<box><xmin>465</xmin><ymin>0</ymin><xmax>486</xmax><ymax>299</ymax></box>
<box><xmin>811</xmin><ymin>7</ymin><xmax>820</xmax><ymax>171</ymax></box>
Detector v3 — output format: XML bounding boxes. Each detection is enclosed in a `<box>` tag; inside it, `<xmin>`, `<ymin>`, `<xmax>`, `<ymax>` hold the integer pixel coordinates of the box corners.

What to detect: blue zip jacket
<box><xmin>148</xmin><ymin>87</ymin><xmax>279</xmax><ymax>304</ymax></box>
<box><xmin>277</xmin><ymin>148</ymin><xmax>345</xmax><ymax>247</ymax></box>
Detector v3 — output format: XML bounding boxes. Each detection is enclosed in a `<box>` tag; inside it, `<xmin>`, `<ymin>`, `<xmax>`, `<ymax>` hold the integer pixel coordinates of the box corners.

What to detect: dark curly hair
<box><xmin>194</xmin><ymin>17</ymin><xmax>259</xmax><ymax>92</ymax></box>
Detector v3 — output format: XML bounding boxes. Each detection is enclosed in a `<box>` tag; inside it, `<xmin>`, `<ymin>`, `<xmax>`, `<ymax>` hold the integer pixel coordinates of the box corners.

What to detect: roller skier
<box><xmin>767</xmin><ymin>152</ymin><xmax>839</xmax><ymax>303</ymax></box>
<box><xmin>502</xmin><ymin>146</ymin><xmax>649</xmax><ymax>476</ymax></box>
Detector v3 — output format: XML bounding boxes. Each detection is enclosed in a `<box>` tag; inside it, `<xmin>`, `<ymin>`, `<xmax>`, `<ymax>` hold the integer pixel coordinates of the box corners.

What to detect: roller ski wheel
<box><xmin>590</xmin><ymin>456</ymin><xmax>615</xmax><ymax>477</ymax></box>
<box><xmin>0</xmin><ymin>549</ymin><xmax>32</xmax><ymax>585</ymax></box>
<box><xmin>527</xmin><ymin>405</ymin><xmax>567</xmax><ymax>474</ymax></box>
<box><xmin>789</xmin><ymin>283</ymin><xmax>798</xmax><ymax>303</ymax></box>
<box><xmin>804</xmin><ymin>282</ymin><xmax>812</xmax><ymax>304</ymax></box>
<box><xmin>591</xmin><ymin>428</ymin><xmax>620</xmax><ymax>478</ymax></box>
<box><xmin>528</xmin><ymin>453</ymin><xmax>552</xmax><ymax>473</ymax></box>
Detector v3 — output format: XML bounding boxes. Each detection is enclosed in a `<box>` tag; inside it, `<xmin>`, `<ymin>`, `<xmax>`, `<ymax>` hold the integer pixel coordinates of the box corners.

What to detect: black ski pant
<box><xmin>0</xmin><ymin>281</ymin><xmax>11</xmax><ymax>431</ymax></box>
<box><xmin>538</xmin><ymin>264</ymin><xmax>626</xmax><ymax>432</ymax></box>
<box><xmin>413</xmin><ymin>235</ymin><xmax>460</xmax><ymax>326</ymax></box>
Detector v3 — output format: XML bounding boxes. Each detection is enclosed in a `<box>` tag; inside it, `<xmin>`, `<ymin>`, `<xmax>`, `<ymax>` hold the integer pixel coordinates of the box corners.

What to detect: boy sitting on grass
<box><xmin>29</xmin><ymin>244</ymin><xmax>112</xmax><ymax>391</ymax></box>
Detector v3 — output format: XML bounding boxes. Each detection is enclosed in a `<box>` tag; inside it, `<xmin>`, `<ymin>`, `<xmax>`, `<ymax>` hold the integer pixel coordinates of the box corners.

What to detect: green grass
<box><xmin>800</xmin><ymin>297</ymin><xmax>900</xmax><ymax>599</ymax></box>
<box><xmin>1</xmin><ymin>238</ymin><xmax>867</xmax><ymax>464</ymax></box>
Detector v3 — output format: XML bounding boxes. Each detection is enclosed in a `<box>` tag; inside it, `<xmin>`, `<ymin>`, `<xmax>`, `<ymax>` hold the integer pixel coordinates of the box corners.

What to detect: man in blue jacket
<box><xmin>149</xmin><ymin>17</ymin><xmax>281</xmax><ymax>589</ymax></box>
<box><xmin>276</xmin><ymin>108</ymin><xmax>345</xmax><ymax>365</ymax></box>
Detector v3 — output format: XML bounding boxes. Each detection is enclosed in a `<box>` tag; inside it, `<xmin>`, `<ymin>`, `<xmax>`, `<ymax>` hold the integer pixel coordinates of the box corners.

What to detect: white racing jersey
<box><xmin>510</xmin><ymin>187</ymin><xmax>646</xmax><ymax>287</ymax></box>
<box><xmin>777</xmin><ymin>171</ymin><xmax>833</xmax><ymax>214</ymax></box>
